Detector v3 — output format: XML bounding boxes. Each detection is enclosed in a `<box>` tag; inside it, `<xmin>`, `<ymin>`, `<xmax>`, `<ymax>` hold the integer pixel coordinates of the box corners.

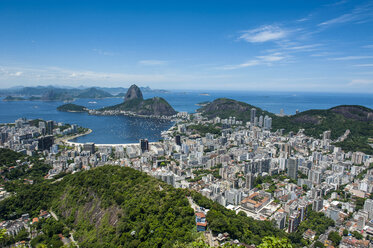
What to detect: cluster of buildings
<box><xmin>0</xmin><ymin>118</ymin><xmax>79</xmax><ymax>156</ymax></box>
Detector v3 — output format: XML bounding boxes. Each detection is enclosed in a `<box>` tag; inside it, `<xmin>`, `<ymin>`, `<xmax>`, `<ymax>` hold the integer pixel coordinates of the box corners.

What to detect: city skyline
<box><xmin>1</xmin><ymin>0</ymin><xmax>373</xmax><ymax>92</ymax></box>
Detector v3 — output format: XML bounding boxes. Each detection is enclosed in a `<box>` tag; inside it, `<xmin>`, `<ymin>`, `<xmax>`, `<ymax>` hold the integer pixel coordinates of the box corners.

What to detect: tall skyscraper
<box><xmin>246</xmin><ymin>172</ymin><xmax>255</xmax><ymax>190</ymax></box>
<box><xmin>38</xmin><ymin>135</ymin><xmax>54</xmax><ymax>151</ymax></box>
<box><xmin>287</xmin><ymin>157</ymin><xmax>298</xmax><ymax>180</ymax></box>
<box><xmin>264</xmin><ymin>115</ymin><xmax>272</xmax><ymax>130</ymax></box>
<box><xmin>258</xmin><ymin>115</ymin><xmax>263</xmax><ymax>127</ymax></box>
<box><xmin>312</xmin><ymin>198</ymin><xmax>323</xmax><ymax>212</ymax></box>
<box><xmin>46</xmin><ymin>120</ymin><xmax>54</xmax><ymax>135</ymax></box>
<box><xmin>364</xmin><ymin>199</ymin><xmax>373</xmax><ymax>219</ymax></box>
<box><xmin>323</xmin><ymin>130</ymin><xmax>331</xmax><ymax>140</ymax></box>
<box><xmin>83</xmin><ymin>142</ymin><xmax>95</xmax><ymax>154</ymax></box>
<box><xmin>175</xmin><ymin>135</ymin><xmax>181</xmax><ymax>146</ymax></box>
<box><xmin>140</xmin><ymin>139</ymin><xmax>149</xmax><ymax>152</ymax></box>
<box><xmin>250</xmin><ymin>108</ymin><xmax>256</xmax><ymax>124</ymax></box>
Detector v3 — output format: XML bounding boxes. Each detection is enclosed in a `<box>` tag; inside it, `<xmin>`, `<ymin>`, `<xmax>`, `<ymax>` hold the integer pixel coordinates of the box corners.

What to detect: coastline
<box><xmin>58</xmin><ymin>128</ymin><xmax>93</xmax><ymax>145</ymax></box>
<box><xmin>88</xmin><ymin>109</ymin><xmax>176</xmax><ymax>121</ymax></box>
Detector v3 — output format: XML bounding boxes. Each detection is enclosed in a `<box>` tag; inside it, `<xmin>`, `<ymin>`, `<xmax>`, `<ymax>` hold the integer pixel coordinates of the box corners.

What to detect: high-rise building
<box><xmin>312</xmin><ymin>198</ymin><xmax>323</xmax><ymax>212</ymax></box>
<box><xmin>38</xmin><ymin>135</ymin><xmax>54</xmax><ymax>151</ymax></box>
<box><xmin>287</xmin><ymin>158</ymin><xmax>298</xmax><ymax>180</ymax></box>
<box><xmin>308</xmin><ymin>170</ymin><xmax>322</xmax><ymax>184</ymax></box>
<box><xmin>298</xmin><ymin>203</ymin><xmax>307</xmax><ymax>221</ymax></box>
<box><xmin>175</xmin><ymin>135</ymin><xmax>181</xmax><ymax>146</ymax></box>
<box><xmin>0</xmin><ymin>132</ymin><xmax>8</xmax><ymax>144</ymax></box>
<box><xmin>258</xmin><ymin>115</ymin><xmax>263</xmax><ymax>127</ymax></box>
<box><xmin>250</xmin><ymin>108</ymin><xmax>256</xmax><ymax>124</ymax></box>
<box><xmin>263</xmin><ymin>115</ymin><xmax>272</xmax><ymax>130</ymax></box>
<box><xmin>46</xmin><ymin>120</ymin><xmax>54</xmax><ymax>135</ymax></box>
<box><xmin>364</xmin><ymin>199</ymin><xmax>373</xmax><ymax>219</ymax></box>
<box><xmin>246</xmin><ymin>172</ymin><xmax>255</xmax><ymax>190</ymax></box>
<box><xmin>288</xmin><ymin>214</ymin><xmax>299</xmax><ymax>233</ymax></box>
<box><xmin>140</xmin><ymin>139</ymin><xmax>149</xmax><ymax>152</ymax></box>
<box><xmin>83</xmin><ymin>143</ymin><xmax>95</xmax><ymax>154</ymax></box>
<box><xmin>323</xmin><ymin>130</ymin><xmax>331</xmax><ymax>140</ymax></box>
<box><xmin>225</xmin><ymin>189</ymin><xmax>242</xmax><ymax>206</ymax></box>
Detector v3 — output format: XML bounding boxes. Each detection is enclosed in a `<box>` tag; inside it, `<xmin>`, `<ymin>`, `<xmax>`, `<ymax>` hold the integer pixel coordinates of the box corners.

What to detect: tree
<box><xmin>352</xmin><ymin>231</ymin><xmax>363</xmax><ymax>240</ymax></box>
<box><xmin>258</xmin><ymin>236</ymin><xmax>292</xmax><ymax>248</ymax></box>
<box><xmin>0</xmin><ymin>229</ymin><xmax>6</xmax><ymax>241</ymax></box>
<box><xmin>328</xmin><ymin>231</ymin><xmax>342</xmax><ymax>246</ymax></box>
<box><xmin>343</xmin><ymin>229</ymin><xmax>349</xmax><ymax>236</ymax></box>
<box><xmin>314</xmin><ymin>241</ymin><xmax>323</xmax><ymax>248</ymax></box>
<box><xmin>302</xmin><ymin>184</ymin><xmax>308</xmax><ymax>191</ymax></box>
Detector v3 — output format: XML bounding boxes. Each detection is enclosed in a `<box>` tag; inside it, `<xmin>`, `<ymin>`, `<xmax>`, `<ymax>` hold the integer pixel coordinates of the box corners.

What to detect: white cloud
<box><xmin>363</xmin><ymin>44</ymin><xmax>373</xmax><ymax>48</ymax></box>
<box><xmin>257</xmin><ymin>52</ymin><xmax>286</xmax><ymax>62</ymax></box>
<box><xmin>219</xmin><ymin>52</ymin><xmax>286</xmax><ymax>70</ymax></box>
<box><xmin>239</xmin><ymin>25</ymin><xmax>288</xmax><ymax>43</ymax></box>
<box><xmin>219</xmin><ymin>60</ymin><xmax>260</xmax><ymax>70</ymax></box>
<box><xmin>353</xmin><ymin>64</ymin><xmax>373</xmax><ymax>67</ymax></box>
<box><xmin>319</xmin><ymin>2</ymin><xmax>373</xmax><ymax>26</ymax></box>
<box><xmin>0</xmin><ymin>64</ymin><xmax>234</xmax><ymax>88</ymax></box>
<box><xmin>11</xmin><ymin>71</ymin><xmax>23</xmax><ymax>76</ymax></box>
<box><xmin>348</xmin><ymin>79</ymin><xmax>373</xmax><ymax>86</ymax></box>
<box><xmin>329</xmin><ymin>56</ymin><xmax>373</xmax><ymax>61</ymax></box>
<box><xmin>138</xmin><ymin>60</ymin><xmax>167</xmax><ymax>66</ymax></box>
<box><xmin>285</xmin><ymin>44</ymin><xmax>321</xmax><ymax>51</ymax></box>
<box><xmin>93</xmin><ymin>48</ymin><xmax>115</xmax><ymax>56</ymax></box>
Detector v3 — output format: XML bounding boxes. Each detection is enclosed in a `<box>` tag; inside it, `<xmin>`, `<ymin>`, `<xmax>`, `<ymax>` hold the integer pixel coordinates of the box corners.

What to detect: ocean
<box><xmin>0</xmin><ymin>91</ymin><xmax>372</xmax><ymax>144</ymax></box>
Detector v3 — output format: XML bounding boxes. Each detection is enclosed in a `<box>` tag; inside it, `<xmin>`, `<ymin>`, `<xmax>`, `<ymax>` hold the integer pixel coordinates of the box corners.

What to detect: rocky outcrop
<box><xmin>124</xmin><ymin>84</ymin><xmax>143</xmax><ymax>102</ymax></box>
<box><xmin>330</xmin><ymin>105</ymin><xmax>373</xmax><ymax>122</ymax></box>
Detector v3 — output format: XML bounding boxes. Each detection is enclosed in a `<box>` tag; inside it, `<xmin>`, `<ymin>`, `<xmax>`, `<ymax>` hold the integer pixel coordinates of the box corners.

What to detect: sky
<box><xmin>1</xmin><ymin>0</ymin><xmax>373</xmax><ymax>92</ymax></box>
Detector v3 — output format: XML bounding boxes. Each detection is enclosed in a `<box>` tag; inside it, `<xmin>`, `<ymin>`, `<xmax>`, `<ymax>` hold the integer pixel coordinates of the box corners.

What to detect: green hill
<box><xmin>198</xmin><ymin>99</ymin><xmax>373</xmax><ymax>154</ymax></box>
<box><xmin>198</xmin><ymin>98</ymin><xmax>275</xmax><ymax>121</ymax></box>
<box><xmin>3</xmin><ymin>96</ymin><xmax>26</xmax><ymax>101</ymax></box>
<box><xmin>57</xmin><ymin>103</ymin><xmax>88</xmax><ymax>112</ymax></box>
<box><xmin>101</xmin><ymin>97</ymin><xmax>177</xmax><ymax>116</ymax></box>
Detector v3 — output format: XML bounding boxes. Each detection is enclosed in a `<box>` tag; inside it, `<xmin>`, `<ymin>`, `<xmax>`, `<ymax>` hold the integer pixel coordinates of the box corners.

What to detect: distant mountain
<box><xmin>0</xmin><ymin>85</ymin><xmax>168</xmax><ymax>101</ymax></box>
<box><xmin>95</xmin><ymin>86</ymin><xmax>169</xmax><ymax>95</ymax></box>
<box><xmin>41</xmin><ymin>89</ymin><xmax>74</xmax><ymax>101</ymax></box>
<box><xmin>198</xmin><ymin>98</ymin><xmax>373</xmax><ymax>154</ymax></box>
<box><xmin>57</xmin><ymin>103</ymin><xmax>88</xmax><ymax>112</ymax></box>
<box><xmin>100</xmin><ymin>85</ymin><xmax>177</xmax><ymax>116</ymax></box>
<box><xmin>77</xmin><ymin>87</ymin><xmax>113</xmax><ymax>98</ymax></box>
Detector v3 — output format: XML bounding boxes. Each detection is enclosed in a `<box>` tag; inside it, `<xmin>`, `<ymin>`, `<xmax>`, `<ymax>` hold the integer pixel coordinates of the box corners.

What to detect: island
<box><xmin>3</xmin><ymin>96</ymin><xmax>26</xmax><ymax>101</ymax></box>
<box><xmin>57</xmin><ymin>103</ymin><xmax>88</xmax><ymax>112</ymax></box>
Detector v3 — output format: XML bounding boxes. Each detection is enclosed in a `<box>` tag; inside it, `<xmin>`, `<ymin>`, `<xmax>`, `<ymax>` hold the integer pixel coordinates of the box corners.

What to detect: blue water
<box><xmin>0</xmin><ymin>91</ymin><xmax>372</xmax><ymax>144</ymax></box>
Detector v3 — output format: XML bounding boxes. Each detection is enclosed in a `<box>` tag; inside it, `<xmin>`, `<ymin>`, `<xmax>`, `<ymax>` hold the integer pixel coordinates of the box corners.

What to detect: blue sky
<box><xmin>1</xmin><ymin>0</ymin><xmax>373</xmax><ymax>92</ymax></box>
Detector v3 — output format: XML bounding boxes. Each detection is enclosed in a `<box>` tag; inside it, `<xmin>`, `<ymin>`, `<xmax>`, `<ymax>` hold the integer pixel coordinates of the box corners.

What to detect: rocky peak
<box><xmin>124</xmin><ymin>84</ymin><xmax>143</xmax><ymax>102</ymax></box>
